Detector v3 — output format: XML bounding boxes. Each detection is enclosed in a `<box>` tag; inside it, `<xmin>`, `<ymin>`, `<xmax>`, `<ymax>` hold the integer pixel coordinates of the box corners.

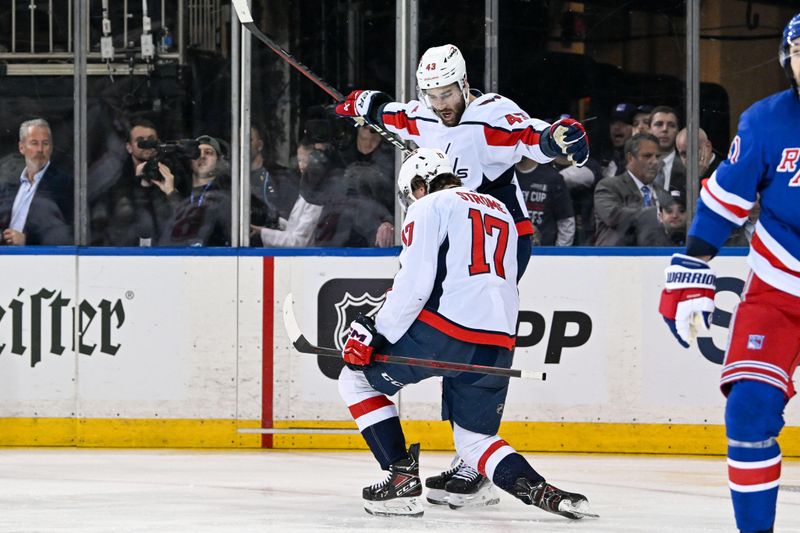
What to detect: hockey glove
<box><xmin>659</xmin><ymin>253</ymin><xmax>716</xmax><ymax>348</ymax></box>
<box><xmin>342</xmin><ymin>314</ymin><xmax>385</xmax><ymax>370</ymax></box>
<box><xmin>540</xmin><ymin>118</ymin><xmax>589</xmax><ymax>167</ymax></box>
<box><xmin>334</xmin><ymin>90</ymin><xmax>392</xmax><ymax>124</ymax></box>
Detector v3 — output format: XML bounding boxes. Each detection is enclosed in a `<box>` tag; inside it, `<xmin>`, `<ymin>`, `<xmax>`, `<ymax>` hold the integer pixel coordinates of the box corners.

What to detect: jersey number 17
<box><xmin>467</xmin><ymin>208</ymin><xmax>509</xmax><ymax>279</ymax></box>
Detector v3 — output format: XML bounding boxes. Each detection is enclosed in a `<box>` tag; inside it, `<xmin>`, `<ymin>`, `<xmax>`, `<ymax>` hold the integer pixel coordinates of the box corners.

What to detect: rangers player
<box><xmin>659</xmin><ymin>13</ymin><xmax>800</xmax><ymax>533</ymax></box>
<box><xmin>336</xmin><ymin>42</ymin><xmax>590</xmax><ymax>503</ymax></box>
<box><xmin>338</xmin><ymin>148</ymin><xmax>593</xmax><ymax>519</ymax></box>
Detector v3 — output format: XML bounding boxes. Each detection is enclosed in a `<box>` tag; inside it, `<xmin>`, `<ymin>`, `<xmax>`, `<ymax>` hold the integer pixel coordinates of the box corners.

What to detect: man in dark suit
<box><xmin>594</xmin><ymin>133</ymin><xmax>666</xmax><ymax>246</ymax></box>
<box><xmin>650</xmin><ymin>106</ymin><xmax>686</xmax><ymax>194</ymax></box>
<box><xmin>1</xmin><ymin>118</ymin><xmax>73</xmax><ymax>245</ymax></box>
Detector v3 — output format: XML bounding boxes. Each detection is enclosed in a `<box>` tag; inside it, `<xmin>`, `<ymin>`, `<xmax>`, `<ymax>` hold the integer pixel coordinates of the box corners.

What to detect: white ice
<box><xmin>0</xmin><ymin>448</ymin><xmax>798</xmax><ymax>532</ymax></box>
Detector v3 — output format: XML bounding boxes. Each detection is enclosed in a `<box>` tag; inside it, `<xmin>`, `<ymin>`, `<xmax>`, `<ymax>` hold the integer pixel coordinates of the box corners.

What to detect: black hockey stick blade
<box><xmin>231</xmin><ymin>0</ymin><xmax>411</xmax><ymax>155</ymax></box>
<box><xmin>282</xmin><ymin>294</ymin><xmax>545</xmax><ymax>381</ymax></box>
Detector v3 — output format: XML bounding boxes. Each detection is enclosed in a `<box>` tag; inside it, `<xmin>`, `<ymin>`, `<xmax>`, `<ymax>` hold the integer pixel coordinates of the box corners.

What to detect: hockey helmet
<box><xmin>780</xmin><ymin>12</ymin><xmax>800</xmax><ymax>86</ymax></box>
<box><xmin>397</xmin><ymin>148</ymin><xmax>454</xmax><ymax>210</ymax></box>
<box><xmin>416</xmin><ymin>44</ymin><xmax>469</xmax><ymax>107</ymax></box>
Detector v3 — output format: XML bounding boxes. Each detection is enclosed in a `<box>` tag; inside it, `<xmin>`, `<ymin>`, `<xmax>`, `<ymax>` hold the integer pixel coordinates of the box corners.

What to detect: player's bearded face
<box><xmin>424</xmin><ymin>84</ymin><xmax>466</xmax><ymax>127</ymax></box>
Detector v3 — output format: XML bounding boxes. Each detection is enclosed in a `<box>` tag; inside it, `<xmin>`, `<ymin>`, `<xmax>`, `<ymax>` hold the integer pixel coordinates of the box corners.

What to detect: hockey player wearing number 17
<box><xmin>335</xmin><ymin>42</ymin><xmax>590</xmax><ymax>506</ymax></box>
<box><xmin>658</xmin><ymin>13</ymin><xmax>800</xmax><ymax>533</ymax></box>
<box><xmin>337</xmin><ymin>148</ymin><xmax>594</xmax><ymax>519</ymax></box>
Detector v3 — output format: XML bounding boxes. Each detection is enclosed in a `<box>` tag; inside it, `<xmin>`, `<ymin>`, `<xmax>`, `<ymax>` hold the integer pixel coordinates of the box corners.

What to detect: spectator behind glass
<box><xmin>313</xmin><ymin>161</ymin><xmax>394</xmax><ymax>247</ymax></box>
<box><xmin>338</xmin><ymin>124</ymin><xmax>397</xmax><ymax>246</ymax></box>
<box><xmin>555</xmin><ymin>154</ymin><xmax>604</xmax><ymax>246</ymax></box>
<box><xmin>675</xmin><ymin>127</ymin><xmax>723</xmax><ymax>184</ymax></box>
<box><xmin>594</xmin><ymin>133</ymin><xmax>666</xmax><ymax>246</ymax></box>
<box><xmin>251</xmin><ymin>136</ymin><xmax>341</xmax><ymax>247</ymax></box>
<box><xmin>631</xmin><ymin>105</ymin><xmax>653</xmax><ymax>135</ymax></box>
<box><xmin>635</xmin><ymin>188</ymin><xmax>688</xmax><ymax>246</ymax></box>
<box><xmin>161</xmin><ymin>136</ymin><xmax>231</xmax><ymax>246</ymax></box>
<box><xmin>0</xmin><ymin>118</ymin><xmax>72</xmax><ymax>245</ymax></box>
<box><xmin>341</xmin><ymin>124</ymin><xmax>396</xmax><ymax>211</ymax></box>
<box><xmin>602</xmin><ymin>103</ymin><xmax>635</xmax><ymax>179</ymax></box>
<box><xmin>90</xmin><ymin>118</ymin><xmax>183</xmax><ymax>246</ymax></box>
<box><xmin>649</xmin><ymin>105</ymin><xmax>686</xmax><ymax>194</ymax></box>
<box><xmin>249</xmin><ymin>122</ymin><xmax>299</xmax><ymax>247</ymax></box>
<box><xmin>516</xmin><ymin>157</ymin><xmax>575</xmax><ymax>246</ymax></box>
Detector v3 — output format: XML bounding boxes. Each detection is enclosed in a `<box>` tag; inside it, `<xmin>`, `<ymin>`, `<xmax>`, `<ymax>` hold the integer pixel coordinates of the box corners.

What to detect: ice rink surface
<box><xmin>1</xmin><ymin>448</ymin><xmax>798</xmax><ymax>533</ymax></box>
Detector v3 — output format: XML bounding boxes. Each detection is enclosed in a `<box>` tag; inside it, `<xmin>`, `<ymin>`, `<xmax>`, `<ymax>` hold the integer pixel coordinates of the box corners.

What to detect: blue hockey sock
<box><xmin>361</xmin><ymin>416</ymin><xmax>407</xmax><ymax>470</ymax></box>
<box><xmin>725</xmin><ymin>380</ymin><xmax>786</xmax><ymax>533</ymax></box>
<box><xmin>490</xmin><ymin>452</ymin><xmax>545</xmax><ymax>493</ymax></box>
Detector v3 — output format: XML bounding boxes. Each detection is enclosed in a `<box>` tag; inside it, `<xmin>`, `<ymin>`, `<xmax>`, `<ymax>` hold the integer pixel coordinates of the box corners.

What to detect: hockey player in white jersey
<box><xmin>337</xmin><ymin>148</ymin><xmax>594</xmax><ymax>519</ymax></box>
<box><xmin>335</xmin><ymin>42</ymin><xmax>590</xmax><ymax>503</ymax></box>
<box><xmin>335</xmin><ymin>43</ymin><xmax>589</xmax><ymax>281</ymax></box>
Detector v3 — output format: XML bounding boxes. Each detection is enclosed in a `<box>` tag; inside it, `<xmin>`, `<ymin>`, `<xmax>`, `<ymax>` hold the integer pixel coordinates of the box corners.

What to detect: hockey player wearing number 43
<box><xmin>337</xmin><ymin>148</ymin><xmax>595</xmax><ymax>519</ymax></box>
<box><xmin>659</xmin><ymin>12</ymin><xmax>800</xmax><ymax>533</ymax></box>
<box><xmin>336</xmin><ymin>42</ymin><xmax>589</xmax><ymax>502</ymax></box>
<box><xmin>335</xmin><ymin>43</ymin><xmax>590</xmax><ymax>282</ymax></box>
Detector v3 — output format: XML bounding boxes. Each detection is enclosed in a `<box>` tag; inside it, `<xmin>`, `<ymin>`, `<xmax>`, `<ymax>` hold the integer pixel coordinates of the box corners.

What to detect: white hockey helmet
<box><xmin>416</xmin><ymin>44</ymin><xmax>469</xmax><ymax>107</ymax></box>
<box><xmin>397</xmin><ymin>148</ymin><xmax>454</xmax><ymax>210</ymax></box>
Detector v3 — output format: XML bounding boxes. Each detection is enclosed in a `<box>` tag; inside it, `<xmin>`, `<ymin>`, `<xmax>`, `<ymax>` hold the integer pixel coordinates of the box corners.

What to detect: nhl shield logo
<box><xmin>334</xmin><ymin>292</ymin><xmax>386</xmax><ymax>350</ymax></box>
<box><xmin>317</xmin><ymin>278</ymin><xmax>394</xmax><ymax>379</ymax></box>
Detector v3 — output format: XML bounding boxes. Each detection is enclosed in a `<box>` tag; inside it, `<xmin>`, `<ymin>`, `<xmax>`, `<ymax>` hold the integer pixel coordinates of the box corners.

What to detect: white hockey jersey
<box><xmin>380</xmin><ymin>93</ymin><xmax>555</xmax><ymax>237</ymax></box>
<box><xmin>375</xmin><ymin>186</ymin><xmax>519</xmax><ymax>349</ymax></box>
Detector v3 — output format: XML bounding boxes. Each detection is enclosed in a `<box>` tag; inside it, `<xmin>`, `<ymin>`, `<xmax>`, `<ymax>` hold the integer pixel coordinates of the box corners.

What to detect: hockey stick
<box><xmin>282</xmin><ymin>295</ymin><xmax>546</xmax><ymax>381</ymax></box>
<box><xmin>230</xmin><ymin>0</ymin><xmax>411</xmax><ymax>155</ymax></box>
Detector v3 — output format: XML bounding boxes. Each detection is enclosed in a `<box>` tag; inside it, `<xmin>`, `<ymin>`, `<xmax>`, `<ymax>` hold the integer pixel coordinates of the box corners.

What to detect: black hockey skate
<box><xmin>424</xmin><ymin>458</ymin><xmax>461</xmax><ymax>505</ymax></box>
<box><xmin>512</xmin><ymin>477</ymin><xmax>598</xmax><ymax>519</ymax></box>
<box><xmin>445</xmin><ymin>464</ymin><xmax>500</xmax><ymax>509</ymax></box>
<box><xmin>363</xmin><ymin>443</ymin><xmax>424</xmax><ymax>517</ymax></box>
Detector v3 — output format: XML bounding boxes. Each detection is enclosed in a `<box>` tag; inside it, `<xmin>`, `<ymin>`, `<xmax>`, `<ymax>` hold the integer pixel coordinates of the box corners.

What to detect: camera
<box><xmin>138</xmin><ymin>139</ymin><xmax>201</xmax><ymax>182</ymax></box>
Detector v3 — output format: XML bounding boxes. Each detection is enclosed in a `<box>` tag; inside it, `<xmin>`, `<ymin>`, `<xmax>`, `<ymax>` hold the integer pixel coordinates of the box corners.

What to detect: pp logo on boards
<box><xmin>316</xmin><ymin>278</ymin><xmax>393</xmax><ymax>379</ymax></box>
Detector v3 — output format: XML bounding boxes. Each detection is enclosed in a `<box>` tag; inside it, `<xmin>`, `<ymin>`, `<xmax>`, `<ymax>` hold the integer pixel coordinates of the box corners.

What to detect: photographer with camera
<box><xmin>89</xmin><ymin>118</ymin><xmax>184</xmax><ymax>246</ymax></box>
<box><xmin>162</xmin><ymin>135</ymin><xmax>231</xmax><ymax>247</ymax></box>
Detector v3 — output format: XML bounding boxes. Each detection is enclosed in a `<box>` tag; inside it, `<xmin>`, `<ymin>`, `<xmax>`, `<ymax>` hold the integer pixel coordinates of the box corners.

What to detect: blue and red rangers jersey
<box><xmin>690</xmin><ymin>88</ymin><xmax>800</xmax><ymax>296</ymax></box>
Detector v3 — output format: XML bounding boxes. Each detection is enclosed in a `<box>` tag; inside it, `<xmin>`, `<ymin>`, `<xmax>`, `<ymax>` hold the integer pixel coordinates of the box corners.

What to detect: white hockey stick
<box><xmin>282</xmin><ymin>294</ymin><xmax>546</xmax><ymax>381</ymax></box>
<box><xmin>231</xmin><ymin>0</ymin><xmax>412</xmax><ymax>155</ymax></box>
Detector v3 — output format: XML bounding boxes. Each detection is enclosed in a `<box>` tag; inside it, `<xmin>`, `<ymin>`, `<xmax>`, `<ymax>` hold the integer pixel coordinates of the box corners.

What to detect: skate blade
<box><xmin>448</xmin><ymin>497</ymin><xmax>500</xmax><ymax>510</ymax></box>
<box><xmin>425</xmin><ymin>488</ymin><xmax>449</xmax><ymax>505</ymax></box>
<box><xmin>364</xmin><ymin>496</ymin><xmax>424</xmax><ymax>517</ymax></box>
<box><xmin>558</xmin><ymin>499</ymin><xmax>599</xmax><ymax>519</ymax></box>
<box><xmin>447</xmin><ymin>487</ymin><xmax>500</xmax><ymax>510</ymax></box>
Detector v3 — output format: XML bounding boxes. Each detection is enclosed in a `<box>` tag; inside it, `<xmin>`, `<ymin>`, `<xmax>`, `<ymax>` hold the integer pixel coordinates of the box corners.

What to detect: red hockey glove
<box><xmin>540</xmin><ymin>118</ymin><xmax>589</xmax><ymax>167</ymax></box>
<box><xmin>334</xmin><ymin>90</ymin><xmax>391</xmax><ymax>122</ymax></box>
<box><xmin>342</xmin><ymin>314</ymin><xmax>384</xmax><ymax>370</ymax></box>
<box><xmin>659</xmin><ymin>253</ymin><xmax>716</xmax><ymax>348</ymax></box>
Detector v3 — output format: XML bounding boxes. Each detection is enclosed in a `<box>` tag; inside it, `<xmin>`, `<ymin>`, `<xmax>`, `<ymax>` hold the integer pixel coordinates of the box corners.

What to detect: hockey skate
<box><xmin>424</xmin><ymin>457</ymin><xmax>461</xmax><ymax>505</ymax></box>
<box><xmin>424</xmin><ymin>458</ymin><xmax>499</xmax><ymax>508</ymax></box>
<box><xmin>363</xmin><ymin>443</ymin><xmax>424</xmax><ymax>517</ymax></box>
<box><xmin>445</xmin><ymin>463</ymin><xmax>500</xmax><ymax>509</ymax></box>
<box><xmin>512</xmin><ymin>477</ymin><xmax>598</xmax><ymax>519</ymax></box>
